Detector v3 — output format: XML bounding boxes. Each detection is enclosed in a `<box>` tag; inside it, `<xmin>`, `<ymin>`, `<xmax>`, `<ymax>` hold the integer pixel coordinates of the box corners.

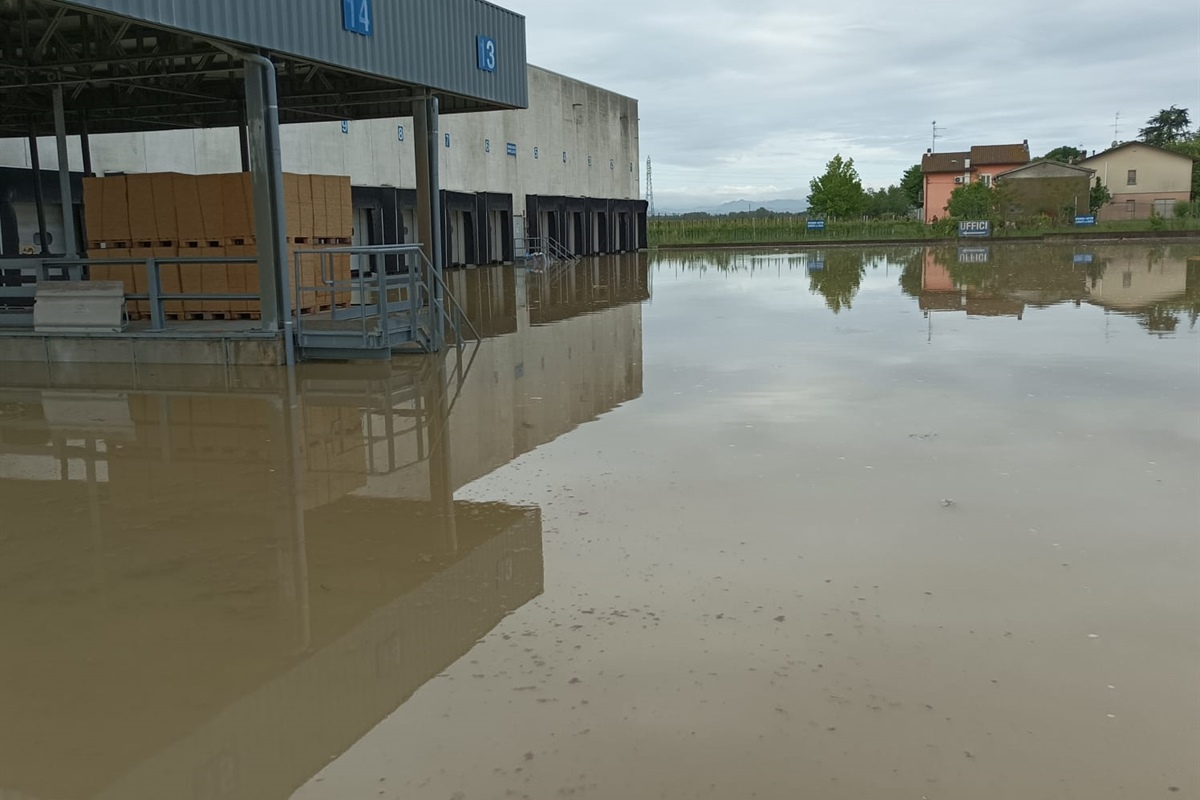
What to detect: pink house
<box><xmin>921</xmin><ymin>142</ymin><xmax>1031</xmax><ymax>223</ymax></box>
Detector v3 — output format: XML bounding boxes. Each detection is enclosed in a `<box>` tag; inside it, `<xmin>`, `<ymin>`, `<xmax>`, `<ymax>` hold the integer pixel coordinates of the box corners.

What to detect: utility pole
<box><xmin>645</xmin><ymin>157</ymin><xmax>655</xmax><ymax>217</ymax></box>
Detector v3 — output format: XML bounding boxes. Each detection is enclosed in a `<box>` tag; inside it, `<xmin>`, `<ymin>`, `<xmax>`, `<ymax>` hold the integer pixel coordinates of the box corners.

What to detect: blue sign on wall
<box><xmin>506</xmin><ymin>142</ymin><xmax>517</xmax><ymax>157</ymax></box>
<box><xmin>1075</xmin><ymin>215</ymin><xmax>1096</xmax><ymax>226</ymax></box>
<box><xmin>342</xmin><ymin>0</ymin><xmax>373</xmax><ymax>36</ymax></box>
<box><xmin>476</xmin><ymin>35</ymin><xmax>497</xmax><ymax>72</ymax></box>
<box><xmin>397</xmin><ymin>125</ymin><xmax>404</xmax><ymax>142</ymax></box>
<box><xmin>807</xmin><ymin>220</ymin><xmax>826</xmax><ymax>231</ymax></box>
<box><xmin>341</xmin><ymin>120</ymin><xmax>349</xmax><ymax>134</ymax></box>
<box><xmin>958</xmin><ymin>220</ymin><xmax>991</xmax><ymax>237</ymax></box>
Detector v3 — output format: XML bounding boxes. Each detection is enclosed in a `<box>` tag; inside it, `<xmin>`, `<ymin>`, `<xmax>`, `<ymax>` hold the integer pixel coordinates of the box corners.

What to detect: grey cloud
<box><xmin>506</xmin><ymin>0</ymin><xmax>1199</xmax><ymax>207</ymax></box>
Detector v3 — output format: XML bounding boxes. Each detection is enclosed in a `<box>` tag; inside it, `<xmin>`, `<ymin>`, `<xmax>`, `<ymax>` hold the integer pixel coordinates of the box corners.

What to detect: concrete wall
<box><xmin>0</xmin><ymin>65</ymin><xmax>641</xmax><ymax>204</ymax></box>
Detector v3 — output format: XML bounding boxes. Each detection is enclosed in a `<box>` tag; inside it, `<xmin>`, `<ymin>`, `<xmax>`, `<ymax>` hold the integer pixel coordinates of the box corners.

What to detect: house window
<box><xmin>1127</xmin><ymin>169</ymin><xmax>1137</xmax><ymax>186</ymax></box>
<box><xmin>979</xmin><ymin>174</ymin><xmax>992</xmax><ymax>187</ymax></box>
<box><xmin>1125</xmin><ymin>199</ymin><xmax>1136</xmax><ymax>217</ymax></box>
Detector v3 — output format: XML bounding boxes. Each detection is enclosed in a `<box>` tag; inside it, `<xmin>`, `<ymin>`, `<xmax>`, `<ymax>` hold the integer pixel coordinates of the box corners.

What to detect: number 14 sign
<box><xmin>343</xmin><ymin>0</ymin><xmax>373</xmax><ymax>36</ymax></box>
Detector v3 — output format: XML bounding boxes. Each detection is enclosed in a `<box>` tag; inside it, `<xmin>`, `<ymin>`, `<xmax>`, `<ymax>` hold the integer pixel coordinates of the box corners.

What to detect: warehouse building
<box><xmin>0</xmin><ymin>66</ymin><xmax>646</xmax><ymax>264</ymax></box>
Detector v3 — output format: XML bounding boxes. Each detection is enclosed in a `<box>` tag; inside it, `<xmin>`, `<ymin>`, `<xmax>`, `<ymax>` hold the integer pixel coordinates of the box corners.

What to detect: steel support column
<box><xmin>80</xmin><ymin>112</ymin><xmax>93</xmax><ymax>177</ymax></box>
<box><xmin>241</xmin><ymin>53</ymin><xmax>290</xmax><ymax>358</ymax></box>
<box><xmin>52</xmin><ymin>85</ymin><xmax>78</xmax><ymax>258</ymax></box>
<box><xmin>413</xmin><ymin>96</ymin><xmax>445</xmax><ymax>351</ymax></box>
<box><xmin>27</xmin><ymin>133</ymin><xmax>49</xmax><ymax>256</ymax></box>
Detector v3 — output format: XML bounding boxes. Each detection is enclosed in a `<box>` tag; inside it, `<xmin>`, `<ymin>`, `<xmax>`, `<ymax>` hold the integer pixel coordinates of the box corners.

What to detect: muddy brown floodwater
<box><xmin>1</xmin><ymin>243</ymin><xmax>1197</xmax><ymax>800</ymax></box>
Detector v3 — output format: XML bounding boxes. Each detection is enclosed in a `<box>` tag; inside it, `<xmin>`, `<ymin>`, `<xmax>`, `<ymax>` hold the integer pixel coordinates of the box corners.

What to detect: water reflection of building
<box><xmin>0</xmin><ymin>256</ymin><xmax>648</xmax><ymax>800</ymax></box>
<box><xmin>1081</xmin><ymin>246</ymin><xmax>1192</xmax><ymax>310</ymax></box>
<box><xmin>910</xmin><ymin>245</ymin><xmax>1200</xmax><ymax>333</ymax></box>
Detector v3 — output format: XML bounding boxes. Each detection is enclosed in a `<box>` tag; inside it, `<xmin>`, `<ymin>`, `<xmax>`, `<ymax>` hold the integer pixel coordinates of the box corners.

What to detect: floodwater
<box><xmin>1</xmin><ymin>243</ymin><xmax>1198</xmax><ymax>800</ymax></box>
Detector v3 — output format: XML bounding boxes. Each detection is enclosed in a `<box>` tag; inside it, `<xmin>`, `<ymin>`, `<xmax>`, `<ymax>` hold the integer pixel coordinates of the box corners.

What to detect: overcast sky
<box><xmin>505</xmin><ymin>0</ymin><xmax>1200</xmax><ymax>211</ymax></box>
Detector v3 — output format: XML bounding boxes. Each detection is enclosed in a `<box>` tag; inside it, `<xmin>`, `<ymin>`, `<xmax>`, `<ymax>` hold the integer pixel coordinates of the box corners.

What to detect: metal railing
<box><xmin>0</xmin><ymin>255</ymin><xmax>262</xmax><ymax>330</ymax></box>
<box><xmin>515</xmin><ymin>235</ymin><xmax>580</xmax><ymax>269</ymax></box>
<box><xmin>292</xmin><ymin>243</ymin><xmax>481</xmax><ymax>359</ymax></box>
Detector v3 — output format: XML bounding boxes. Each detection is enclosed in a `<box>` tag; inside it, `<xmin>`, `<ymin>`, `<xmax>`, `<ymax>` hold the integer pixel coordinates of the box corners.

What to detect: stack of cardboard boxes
<box><xmin>83</xmin><ymin>172</ymin><xmax>353</xmax><ymax>318</ymax></box>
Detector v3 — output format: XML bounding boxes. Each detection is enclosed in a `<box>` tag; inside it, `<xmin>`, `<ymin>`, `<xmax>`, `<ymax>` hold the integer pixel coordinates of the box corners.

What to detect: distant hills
<box><xmin>656</xmin><ymin>198</ymin><xmax>809</xmax><ymax>216</ymax></box>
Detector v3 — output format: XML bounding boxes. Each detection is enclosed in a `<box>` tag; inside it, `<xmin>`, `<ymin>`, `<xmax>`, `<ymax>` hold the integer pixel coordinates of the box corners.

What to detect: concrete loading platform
<box><xmin>0</xmin><ymin>320</ymin><xmax>285</xmax><ymax>367</ymax></box>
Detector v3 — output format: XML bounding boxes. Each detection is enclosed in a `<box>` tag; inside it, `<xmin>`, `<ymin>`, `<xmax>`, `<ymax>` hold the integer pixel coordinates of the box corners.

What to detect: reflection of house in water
<box><xmin>908</xmin><ymin>245</ymin><xmax>1199</xmax><ymax>335</ymax></box>
<box><xmin>1082</xmin><ymin>247</ymin><xmax>1193</xmax><ymax>310</ymax></box>
<box><xmin>917</xmin><ymin>250</ymin><xmax>1034</xmax><ymax>319</ymax></box>
<box><xmin>0</xmin><ymin>257</ymin><xmax>648</xmax><ymax>800</ymax></box>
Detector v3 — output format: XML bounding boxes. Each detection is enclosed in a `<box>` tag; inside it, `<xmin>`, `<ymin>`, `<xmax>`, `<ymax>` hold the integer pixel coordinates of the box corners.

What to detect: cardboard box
<box><xmin>199</xmin><ymin>245</ymin><xmax>228</xmax><ymax>313</ymax></box>
<box><xmin>221</xmin><ymin>173</ymin><xmax>251</xmax><ymax>239</ymax></box>
<box><xmin>126</xmin><ymin>174</ymin><xmax>158</xmax><ymax>241</ymax></box>
<box><xmin>102</xmin><ymin>176</ymin><xmax>130</xmax><ymax>242</ymax></box>
<box><xmin>283</xmin><ymin>173</ymin><xmax>301</xmax><ymax>239</ymax></box>
<box><xmin>197</xmin><ymin>174</ymin><xmax>225</xmax><ymax>241</ymax></box>
<box><xmin>339</xmin><ymin>179</ymin><xmax>353</xmax><ymax>238</ymax></box>
<box><xmin>177</xmin><ymin>243</ymin><xmax>205</xmax><ymax>314</ymax></box>
<box><xmin>82</xmin><ymin>177</ymin><xmax>105</xmax><ymax>242</ymax></box>
<box><xmin>173</xmin><ymin>175</ymin><xmax>205</xmax><ymax>241</ymax></box>
<box><xmin>298</xmin><ymin>175</ymin><xmax>314</xmax><ymax>239</ymax></box>
<box><xmin>310</xmin><ymin>175</ymin><xmax>328</xmax><ymax>239</ymax></box>
<box><xmin>151</xmin><ymin>173</ymin><xmax>179</xmax><ymax>241</ymax></box>
<box><xmin>226</xmin><ymin>244</ymin><xmax>252</xmax><ymax>313</ymax></box>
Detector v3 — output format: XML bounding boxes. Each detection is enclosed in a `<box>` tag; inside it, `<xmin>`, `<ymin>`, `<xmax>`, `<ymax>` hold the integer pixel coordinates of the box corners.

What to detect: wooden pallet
<box><xmin>165</xmin><ymin>311</ymin><xmax>262</xmax><ymax>322</ymax></box>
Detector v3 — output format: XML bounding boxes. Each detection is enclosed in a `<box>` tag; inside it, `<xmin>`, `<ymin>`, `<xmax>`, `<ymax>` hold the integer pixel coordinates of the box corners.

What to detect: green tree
<box><xmin>946</xmin><ymin>181</ymin><xmax>993</xmax><ymax>219</ymax></box>
<box><xmin>807</xmin><ymin>155</ymin><xmax>867</xmax><ymax>219</ymax></box>
<box><xmin>1089</xmin><ymin>177</ymin><xmax>1113</xmax><ymax>213</ymax></box>
<box><xmin>1043</xmin><ymin>145</ymin><xmax>1086</xmax><ymax>164</ymax></box>
<box><xmin>864</xmin><ymin>185</ymin><xmax>912</xmax><ymax>218</ymax></box>
<box><xmin>1163</xmin><ymin>132</ymin><xmax>1200</xmax><ymax>200</ymax></box>
<box><xmin>900</xmin><ymin>164</ymin><xmax>923</xmax><ymax>208</ymax></box>
<box><xmin>1140</xmin><ymin>106</ymin><xmax>1192</xmax><ymax>146</ymax></box>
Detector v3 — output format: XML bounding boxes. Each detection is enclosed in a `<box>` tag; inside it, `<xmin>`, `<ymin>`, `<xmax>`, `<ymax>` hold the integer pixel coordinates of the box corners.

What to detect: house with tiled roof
<box><xmin>921</xmin><ymin>141</ymin><xmax>1031</xmax><ymax>223</ymax></box>
<box><xmin>1078</xmin><ymin>142</ymin><xmax>1194</xmax><ymax>221</ymax></box>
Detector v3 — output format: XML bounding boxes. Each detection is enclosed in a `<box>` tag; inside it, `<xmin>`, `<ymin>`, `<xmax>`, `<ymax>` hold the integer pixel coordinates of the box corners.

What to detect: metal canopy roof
<box><xmin>1</xmin><ymin>0</ymin><xmax>528</xmax><ymax>136</ymax></box>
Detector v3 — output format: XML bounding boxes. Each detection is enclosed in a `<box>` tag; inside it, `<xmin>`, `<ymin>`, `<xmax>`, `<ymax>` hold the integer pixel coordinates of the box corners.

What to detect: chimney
<box><xmin>926</xmin><ymin>148</ymin><xmax>932</xmax><ymax>155</ymax></box>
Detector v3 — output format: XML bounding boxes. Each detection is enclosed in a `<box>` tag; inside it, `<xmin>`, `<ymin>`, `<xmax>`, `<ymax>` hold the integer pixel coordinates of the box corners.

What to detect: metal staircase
<box><xmin>515</xmin><ymin>235</ymin><xmax>580</xmax><ymax>271</ymax></box>
<box><xmin>293</xmin><ymin>244</ymin><xmax>480</xmax><ymax>362</ymax></box>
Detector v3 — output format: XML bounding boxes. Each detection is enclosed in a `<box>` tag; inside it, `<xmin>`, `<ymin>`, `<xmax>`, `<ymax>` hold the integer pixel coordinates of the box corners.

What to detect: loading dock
<box><xmin>0</xmin><ymin>0</ymin><xmax>528</xmax><ymax>363</ymax></box>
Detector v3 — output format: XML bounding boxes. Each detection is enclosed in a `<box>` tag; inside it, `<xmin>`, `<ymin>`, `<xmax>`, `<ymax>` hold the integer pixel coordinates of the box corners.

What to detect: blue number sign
<box><xmin>342</xmin><ymin>0</ymin><xmax>373</xmax><ymax>36</ymax></box>
<box><xmin>477</xmin><ymin>36</ymin><xmax>497</xmax><ymax>72</ymax></box>
<box><xmin>397</xmin><ymin>125</ymin><xmax>404</xmax><ymax>142</ymax></box>
<box><xmin>506</xmin><ymin>143</ymin><xmax>517</xmax><ymax>157</ymax></box>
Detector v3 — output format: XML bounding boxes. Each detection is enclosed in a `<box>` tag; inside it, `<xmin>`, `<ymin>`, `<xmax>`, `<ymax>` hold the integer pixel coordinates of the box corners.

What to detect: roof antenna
<box><xmin>931</xmin><ymin>121</ymin><xmax>943</xmax><ymax>154</ymax></box>
<box><xmin>1112</xmin><ymin>111</ymin><xmax>1121</xmax><ymax>145</ymax></box>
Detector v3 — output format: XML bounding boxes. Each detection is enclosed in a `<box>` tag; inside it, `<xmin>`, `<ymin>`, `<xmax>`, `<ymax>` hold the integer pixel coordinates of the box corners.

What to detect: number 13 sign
<box><xmin>477</xmin><ymin>35</ymin><xmax>497</xmax><ymax>72</ymax></box>
<box><xmin>342</xmin><ymin>0</ymin><xmax>373</xmax><ymax>36</ymax></box>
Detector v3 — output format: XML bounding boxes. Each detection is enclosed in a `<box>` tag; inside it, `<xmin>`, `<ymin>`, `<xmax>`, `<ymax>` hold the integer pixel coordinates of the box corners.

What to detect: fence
<box><xmin>0</xmin><ymin>255</ymin><xmax>263</xmax><ymax>330</ymax></box>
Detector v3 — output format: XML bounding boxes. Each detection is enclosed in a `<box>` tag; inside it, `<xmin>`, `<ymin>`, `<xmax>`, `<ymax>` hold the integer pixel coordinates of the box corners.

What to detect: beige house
<box><xmin>1079</xmin><ymin>142</ymin><xmax>1194</xmax><ymax>221</ymax></box>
